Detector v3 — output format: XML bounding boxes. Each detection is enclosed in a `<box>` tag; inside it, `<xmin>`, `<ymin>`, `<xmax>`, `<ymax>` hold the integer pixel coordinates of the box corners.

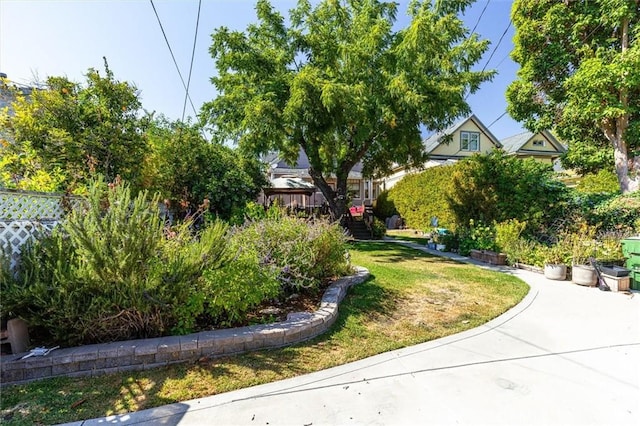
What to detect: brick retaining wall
<box><xmin>0</xmin><ymin>267</ymin><xmax>369</xmax><ymax>386</ymax></box>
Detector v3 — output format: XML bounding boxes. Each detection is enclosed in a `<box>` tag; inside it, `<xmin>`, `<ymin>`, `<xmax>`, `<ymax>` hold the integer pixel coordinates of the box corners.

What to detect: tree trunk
<box><xmin>308</xmin><ymin>167</ymin><xmax>349</xmax><ymax>222</ymax></box>
<box><xmin>603</xmin><ymin>15</ymin><xmax>639</xmax><ymax>194</ymax></box>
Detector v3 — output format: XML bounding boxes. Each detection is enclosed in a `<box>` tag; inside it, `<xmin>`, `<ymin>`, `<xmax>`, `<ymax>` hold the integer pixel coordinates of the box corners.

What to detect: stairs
<box><xmin>347</xmin><ymin>218</ymin><xmax>373</xmax><ymax>240</ymax></box>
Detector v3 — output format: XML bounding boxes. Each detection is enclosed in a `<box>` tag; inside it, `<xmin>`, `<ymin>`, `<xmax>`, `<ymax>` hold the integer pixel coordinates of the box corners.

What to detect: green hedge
<box><xmin>387</xmin><ymin>164</ymin><xmax>457</xmax><ymax>231</ymax></box>
<box><xmin>448</xmin><ymin>151</ymin><xmax>570</xmax><ymax>236</ymax></box>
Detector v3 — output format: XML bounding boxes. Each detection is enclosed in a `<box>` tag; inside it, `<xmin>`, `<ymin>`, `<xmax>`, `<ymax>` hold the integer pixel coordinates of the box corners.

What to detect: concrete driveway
<box><xmin>67</xmin><ymin>246</ymin><xmax>640</xmax><ymax>426</ymax></box>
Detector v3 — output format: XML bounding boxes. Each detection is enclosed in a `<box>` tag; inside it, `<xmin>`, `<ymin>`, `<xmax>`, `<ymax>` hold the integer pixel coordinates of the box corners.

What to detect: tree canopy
<box><xmin>507</xmin><ymin>0</ymin><xmax>639</xmax><ymax>193</ymax></box>
<box><xmin>1</xmin><ymin>59</ymin><xmax>149</xmax><ymax>193</ymax></box>
<box><xmin>202</xmin><ymin>0</ymin><xmax>494</xmax><ymax>220</ymax></box>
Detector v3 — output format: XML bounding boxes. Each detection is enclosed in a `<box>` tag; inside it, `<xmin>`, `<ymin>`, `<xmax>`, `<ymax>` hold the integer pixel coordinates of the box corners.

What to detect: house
<box><xmin>377</xmin><ymin>114</ymin><xmax>502</xmax><ymax>191</ymax></box>
<box><xmin>500</xmin><ymin>130</ymin><xmax>566</xmax><ymax>164</ymax></box>
<box><xmin>259</xmin><ymin>150</ymin><xmax>374</xmax><ymax>209</ymax></box>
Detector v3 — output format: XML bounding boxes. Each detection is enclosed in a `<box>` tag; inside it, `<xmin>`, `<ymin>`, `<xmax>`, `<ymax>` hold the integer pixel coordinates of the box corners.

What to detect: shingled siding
<box><xmin>0</xmin><ymin>267</ymin><xmax>369</xmax><ymax>386</ymax></box>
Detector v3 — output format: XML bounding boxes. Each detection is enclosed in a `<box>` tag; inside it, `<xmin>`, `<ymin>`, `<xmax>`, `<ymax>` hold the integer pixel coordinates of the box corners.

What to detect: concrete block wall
<box><xmin>0</xmin><ymin>267</ymin><xmax>369</xmax><ymax>386</ymax></box>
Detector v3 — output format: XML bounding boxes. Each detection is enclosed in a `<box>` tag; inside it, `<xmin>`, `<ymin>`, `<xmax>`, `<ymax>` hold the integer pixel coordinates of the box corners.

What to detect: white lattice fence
<box><xmin>0</xmin><ymin>190</ymin><xmax>83</xmax><ymax>271</ymax></box>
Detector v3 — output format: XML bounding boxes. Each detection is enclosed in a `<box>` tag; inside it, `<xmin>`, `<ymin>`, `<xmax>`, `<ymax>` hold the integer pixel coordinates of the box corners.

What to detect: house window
<box><xmin>460</xmin><ymin>131</ymin><xmax>480</xmax><ymax>151</ymax></box>
<box><xmin>532</xmin><ymin>139</ymin><xmax>545</xmax><ymax>147</ymax></box>
<box><xmin>348</xmin><ymin>180</ymin><xmax>361</xmax><ymax>199</ymax></box>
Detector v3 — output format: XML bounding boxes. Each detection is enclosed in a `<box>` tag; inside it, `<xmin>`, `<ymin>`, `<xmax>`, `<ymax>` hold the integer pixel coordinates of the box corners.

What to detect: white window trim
<box><xmin>460</xmin><ymin>131</ymin><xmax>480</xmax><ymax>152</ymax></box>
<box><xmin>532</xmin><ymin>139</ymin><xmax>545</xmax><ymax>147</ymax></box>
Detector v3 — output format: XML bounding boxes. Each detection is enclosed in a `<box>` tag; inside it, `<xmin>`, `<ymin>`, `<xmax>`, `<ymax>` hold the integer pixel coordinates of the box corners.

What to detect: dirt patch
<box><xmin>242</xmin><ymin>291</ymin><xmax>325</xmax><ymax>326</ymax></box>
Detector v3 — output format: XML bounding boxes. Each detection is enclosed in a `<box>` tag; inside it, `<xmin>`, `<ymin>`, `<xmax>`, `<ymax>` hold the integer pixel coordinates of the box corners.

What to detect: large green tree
<box><xmin>202</xmin><ymin>0</ymin><xmax>493</xmax><ymax>220</ymax></box>
<box><xmin>0</xmin><ymin>59</ymin><xmax>149</xmax><ymax>192</ymax></box>
<box><xmin>507</xmin><ymin>0</ymin><xmax>639</xmax><ymax>193</ymax></box>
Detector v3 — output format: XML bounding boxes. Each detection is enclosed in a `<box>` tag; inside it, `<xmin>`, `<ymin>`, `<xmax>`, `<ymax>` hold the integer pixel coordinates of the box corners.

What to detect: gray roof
<box><xmin>265</xmin><ymin>149</ymin><xmax>364</xmax><ymax>178</ymax></box>
<box><xmin>422</xmin><ymin>114</ymin><xmax>502</xmax><ymax>153</ymax></box>
<box><xmin>500</xmin><ymin>130</ymin><xmax>566</xmax><ymax>154</ymax></box>
<box><xmin>500</xmin><ymin>131</ymin><xmax>533</xmax><ymax>154</ymax></box>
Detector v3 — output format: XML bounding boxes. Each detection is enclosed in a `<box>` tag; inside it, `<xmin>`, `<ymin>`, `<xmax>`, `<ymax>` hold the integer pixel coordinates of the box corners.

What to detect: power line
<box><xmin>494</xmin><ymin>52</ymin><xmax>511</xmax><ymax>69</ymax></box>
<box><xmin>481</xmin><ymin>20</ymin><xmax>511</xmax><ymax>73</ymax></box>
<box><xmin>470</xmin><ymin>0</ymin><xmax>490</xmax><ymax>35</ymax></box>
<box><xmin>487</xmin><ymin>110</ymin><xmax>507</xmax><ymax>128</ymax></box>
<box><xmin>182</xmin><ymin>0</ymin><xmax>202</xmax><ymax>122</ymax></box>
<box><xmin>149</xmin><ymin>0</ymin><xmax>198</xmax><ymax>118</ymax></box>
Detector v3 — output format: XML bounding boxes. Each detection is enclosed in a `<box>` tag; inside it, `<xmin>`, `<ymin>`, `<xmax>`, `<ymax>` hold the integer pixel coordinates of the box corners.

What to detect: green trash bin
<box><xmin>621</xmin><ymin>237</ymin><xmax>640</xmax><ymax>290</ymax></box>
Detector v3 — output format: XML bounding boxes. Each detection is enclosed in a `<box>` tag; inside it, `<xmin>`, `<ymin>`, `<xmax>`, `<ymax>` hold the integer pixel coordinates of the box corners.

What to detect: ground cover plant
<box><xmin>0</xmin><ymin>242</ymin><xmax>528</xmax><ymax>425</ymax></box>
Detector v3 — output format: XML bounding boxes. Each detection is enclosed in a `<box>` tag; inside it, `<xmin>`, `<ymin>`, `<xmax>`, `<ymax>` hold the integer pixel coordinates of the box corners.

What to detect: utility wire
<box><xmin>182</xmin><ymin>0</ymin><xmax>202</xmax><ymax>122</ymax></box>
<box><xmin>149</xmin><ymin>0</ymin><xmax>198</xmax><ymax>118</ymax></box>
<box><xmin>481</xmin><ymin>20</ymin><xmax>511</xmax><ymax>73</ymax></box>
<box><xmin>487</xmin><ymin>111</ymin><xmax>507</xmax><ymax>128</ymax></box>
<box><xmin>469</xmin><ymin>0</ymin><xmax>490</xmax><ymax>35</ymax></box>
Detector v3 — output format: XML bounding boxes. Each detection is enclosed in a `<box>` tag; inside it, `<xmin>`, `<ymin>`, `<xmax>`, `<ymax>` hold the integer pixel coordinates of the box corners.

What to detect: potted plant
<box><xmin>542</xmin><ymin>244</ymin><xmax>569</xmax><ymax>281</ymax></box>
<box><xmin>568</xmin><ymin>228</ymin><xmax>597</xmax><ymax>286</ymax></box>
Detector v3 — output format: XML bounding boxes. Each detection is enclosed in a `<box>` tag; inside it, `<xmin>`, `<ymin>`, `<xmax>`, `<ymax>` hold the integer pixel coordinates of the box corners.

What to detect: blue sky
<box><xmin>0</xmin><ymin>0</ymin><xmax>523</xmax><ymax>140</ymax></box>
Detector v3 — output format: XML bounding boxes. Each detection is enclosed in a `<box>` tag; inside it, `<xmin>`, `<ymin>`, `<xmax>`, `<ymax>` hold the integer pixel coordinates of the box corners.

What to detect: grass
<box><xmin>0</xmin><ymin>242</ymin><xmax>529</xmax><ymax>425</ymax></box>
<box><xmin>385</xmin><ymin>228</ymin><xmax>431</xmax><ymax>245</ymax></box>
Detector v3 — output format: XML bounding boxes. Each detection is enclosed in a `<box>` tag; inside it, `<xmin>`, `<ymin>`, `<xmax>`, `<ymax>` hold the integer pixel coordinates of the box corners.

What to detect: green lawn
<box><xmin>385</xmin><ymin>228</ymin><xmax>431</xmax><ymax>245</ymax></box>
<box><xmin>0</xmin><ymin>242</ymin><xmax>529</xmax><ymax>425</ymax></box>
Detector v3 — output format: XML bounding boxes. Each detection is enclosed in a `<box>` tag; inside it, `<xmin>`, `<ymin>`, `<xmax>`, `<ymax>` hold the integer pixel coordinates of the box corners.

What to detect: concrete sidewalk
<box><xmin>66</xmin><ymin>244</ymin><xmax>640</xmax><ymax>425</ymax></box>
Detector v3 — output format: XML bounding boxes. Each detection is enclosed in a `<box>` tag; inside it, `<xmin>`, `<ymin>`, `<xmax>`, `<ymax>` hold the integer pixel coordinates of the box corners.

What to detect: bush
<box><xmin>495</xmin><ymin>219</ymin><xmax>527</xmax><ymax>264</ymax></box>
<box><xmin>511</xmin><ymin>238</ymin><xmax>545</xmax><ymax>267</ymax></box>
<box><xmin>201</xmin><ymin>253</ymin><xmax>280</xmax><ymax>326</ymax></box>
<box><xmin>448</xmin><ymin>151</ymin><xmax>570</xmax><ymax>236</ymax></box>
<box><xmin>372</xmin><ymin>190</ymin><xmax>397</xmax><ymax>221</ymax></box>
<box><xmin>387</xmin><ymin>164</ymin><xmax>456</xmax><ymax>231</ymax></box>
<box><xmin>1</xmin><ymin>178</ymin><xmax>232</xmax><ymax>345</ymax></box>
<box><xmin>370</xmin><ymin>217</ymin><xmax>387</xmax><ymax>239</ymax></box>
<box><xmin>230</xmin><ymin>216</ymin><xmax>351</xmax><ymax>293</ymax></box>
<box><xmin>588</xmin><ymin>192</ymin><xmax>640</xmax><ymax>234</ymax></box>
<box><xmin>457</xmin><ymin>220</ymin><xmax>498</xmax><ymax>255</ymax></box>
<box><xmin>575</xmin><ymin>169</ymin><xmax>620</xmax><ymax>194</ymax></box>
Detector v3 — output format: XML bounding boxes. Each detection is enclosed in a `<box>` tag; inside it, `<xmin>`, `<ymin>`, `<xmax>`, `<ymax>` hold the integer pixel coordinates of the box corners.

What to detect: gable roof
<box><xmin>263</xmin><ymin>149</ymin><xmax>364</xmax><ymax>179</ymax></box>
<box><xmin>422</xmin><ymin>114</ymin><xmax>502</xmax><ymax>153</ymax></box>
<box><xmin>500</xmin><ymin>130</ymin><xmax>566</xmax><ymax>155</ymax></box>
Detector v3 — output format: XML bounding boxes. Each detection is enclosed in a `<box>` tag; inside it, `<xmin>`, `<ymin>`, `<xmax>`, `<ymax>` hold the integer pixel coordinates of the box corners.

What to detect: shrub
<box><xmin>458</xmin><ymin>220</ymin><xmax>498</xmax><ymax>255</ymax></box>
<box><xmin>201</xmin><ymin>253</ymin><xmax>280</xmax><ymax>326</ymax></box>
<box><xmin>387</xmin><ymin>164</ymin><xmax>456</xmax><ymax>231</ymax></box>
<box><xmin>575</xmin><ymin>169</ymin><xmax>620</xmax><ymax>194</ymax></box>
<box><xmin>372</xmin><ymin>190</ymin><xmax>397</xmax><ymax>220</ymax></box>
<box><xmin>448</xmin><ymin>151</ymin><xmax>570</xmax><ymax>236</ymax></box>
<box><xmin>1</xmin><ymin>178</ymin><xmax>233</xmax><ymax>345</ymax></box>
<box><xmin>230</xmin><ymin>216</ymin><xmax>351</xmax><ymax>293</ymax></box>
<box><xmin>511</xmin><ymin>238</ymin><xmax>545</xmax><ymax>267</ymax></box>
<box><xmin>370</xmin><ymin>217</ymin><xmax>387</xmax><ymax>239</ymax></box>
<box><xmin>495</xmin><ymin>219</ymin><xmax>527</xmax><ymax>264</ymax></box>
<box><xmin>588</xmin><ymin>192</ymin><xmax>640</xmax><ymax>234</ymax></box>
<box><xmin>143</xmin><ymin>118</ymin><xmax>267</xmax><ymax>221</ymax></box>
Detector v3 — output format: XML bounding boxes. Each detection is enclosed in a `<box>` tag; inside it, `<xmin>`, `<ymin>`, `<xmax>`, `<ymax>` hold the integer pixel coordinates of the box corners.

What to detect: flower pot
<box><xmin>544</xmin><ymin>263</ymin><xmax>567</xmax><ymax>281</ymax></box>
<box><xmin>571</xmin><ymin>264</ymin><xmax>597</xmax><ymax>286</ymax></box>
